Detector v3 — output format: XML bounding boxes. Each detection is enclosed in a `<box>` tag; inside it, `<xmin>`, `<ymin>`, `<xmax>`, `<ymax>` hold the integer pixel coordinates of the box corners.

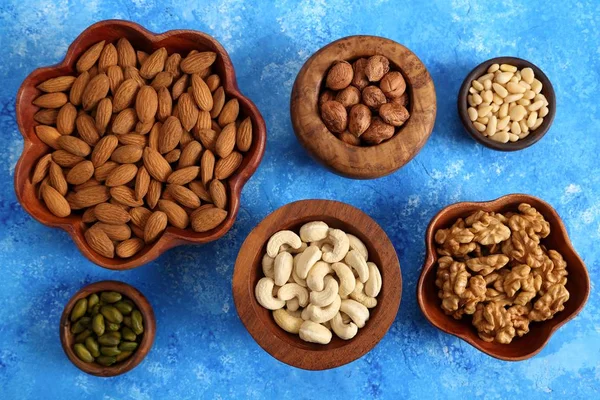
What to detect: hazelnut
<box><xmin>319</xmin><ymin>90</ymin><xmax>336</xmax><ymax>107</ymax></box>
<box><xmin>351</xmin><ymin>58</ymin><xmax>369</xmax><ymax>90</ymax></box>
<box><xmin>390</xmin><ymin>92</ymin><xmax>409</xmax><ymax>107</ymax></box>
<box><xmin>325</xmin><ymin>61</ymin><xmax>353</xmax><ymax>90</ymax></box>
<box><xmin>320</xmin><ymin>100</ymin><xmax>348</xmax><ymax>133</ymax></box>
<box><xmin>335</xmin><ymin>86</ymin><xmax>361</xmax><ymax>108</ymax></box>
<box><xmin>364</xmin><ymin>55</ymin><xmax>390</xmax><ymax>82</ymax></box>
<box><xmin>380</xmin><ymin>71</ymin><xmax>406</xmax><ymax>98</ymax></box>
<box><xmin>379</xmin><ymin>103</ymin><xmax>410</xmax><ymax>127</ymax></box>
<box><xmin>348</xmin><ymin>104</ymin><xmax>371</xmax><ymax>137</ymax></box>
<box><xmin>361</xmin><ymin>117</ymin><xmax>395</xmax><ymax>145</ymax></box>
<box><xmin>361</xmin><ymin>86</ymin><xmax>387</xmax><ymax>110</ymax></box>
<box><xmin>338</xmin><ymin>131</ymin><xmax>361</xmax><ymax>146</ymax></box>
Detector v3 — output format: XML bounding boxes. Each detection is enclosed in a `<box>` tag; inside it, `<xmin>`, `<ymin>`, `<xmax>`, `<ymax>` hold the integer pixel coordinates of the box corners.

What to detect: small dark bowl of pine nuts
<box><xmin>458</xmin><ymin>57</ymin><xmax>556</xmax><ymax>151</ymax></box>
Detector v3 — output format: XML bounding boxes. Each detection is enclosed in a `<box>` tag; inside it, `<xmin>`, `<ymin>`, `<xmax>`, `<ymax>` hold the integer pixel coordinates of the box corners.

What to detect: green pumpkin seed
<box><xmin>96</xmin><ymin>355</ymin><xmax>116</xmax><ymax>366</ymax></box>
<box><xmin>131</xmin><ymin>310</ymin><xmax>144</xmax><ymax>335</ymax></box>
<box><xmin>100</xmin><ymin>305</ymin><xmax>123</xmax><ymax>324</ymax></box>
<box><xmin>119</xmin><ymin>341</ymin><xmax>138</xmax><ymax>352</ymax></box>
<box><xmin>70</xmin><ymin>298</ymin><xmax>88</xmax><ymax>322</ymax></box>
<box><xmin>97</xmin><ymin>332</ymin><xmax>121</xmax><ymax>346</ymax></box>
<box><xmin>85</xmin><ymin>337</ymin><xmax>100</xmax><ymax>358</ymax></box>
<box><xmin>100</xmin><ymin>346</ymin><xmax>121</xmax><ymax>356</ymax></box>
<box><xmin>87</xmin><ymin>293</ymin><xmax>99</xmax><ymax>313</ymax></box>
<box><xmin>70</xmin><ymin>317</ymin><xmax>91</xmax><ymax>334</ymax></box>
<box><xmin>122</xmin><ymin>316</ymin><xmax>132</xmax><ymax>328</ymax></box>
<box><xmin>90</xmin><ymin>304</ymin><xmax>102</xmax><ymax>316</ymax></box>
<box><xmin>121</xmin><ymin>327</ymin><xmax>136</xmax><ymax>342</ymax></box>
<box><xmin>114</xmin><ymin>301</ymin><xmax>133</xmax><ymax>315</ymax></box>
<box><xmin>106</xmin><ymin>322</ymin><xmax>120</xmax><ymax>332</ymax></box>
<box><xmin>115</xmin><ymin>351</ymin><xmax>132</xmax><ymax>363</ymax></box>
<box><xmin>73</xmin><ymin>343</ymin><xmax>94</xmax><ymax>363</ymax></box>
<box><xmin>101</xmin><ymin>291</ymin><xmax>122</xmax><ymax>304</ymax></box>
<box><xmin>92</xmin><ymin>314</ymin><xmax>105</xmax><ymax>336</ymax></box>
<box><xmin>75</xmin><ymin>329</ymin><xmax>92</xmax><ymax>343</ymax></box>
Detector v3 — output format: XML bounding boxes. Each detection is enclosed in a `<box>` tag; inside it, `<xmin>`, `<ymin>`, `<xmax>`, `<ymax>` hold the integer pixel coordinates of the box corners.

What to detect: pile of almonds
<box><xmin>30</xmin><ymin>38</ymin><xmax>253</xmax><ymax>259</ymax></box>
<box><xmin>319</xmin><ymin>55</ymin><xmax>410</xmax><ymax>146</ymax></box>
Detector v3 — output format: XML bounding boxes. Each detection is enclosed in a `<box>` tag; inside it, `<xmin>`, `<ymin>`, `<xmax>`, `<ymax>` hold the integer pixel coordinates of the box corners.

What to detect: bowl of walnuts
<box><xmin>417</xmin><ymin>194</ymin><xmax>590</xmax><ymax>361</ymax></box>
<box><xmin>14</xmin><ymin>20</ymin><xmax>266</xmax><ymax>269</ymax></box>
<box><xmin>290</xmin><ymin>35</ymin><xmax>436</xmax><ymax>179</ymax></box>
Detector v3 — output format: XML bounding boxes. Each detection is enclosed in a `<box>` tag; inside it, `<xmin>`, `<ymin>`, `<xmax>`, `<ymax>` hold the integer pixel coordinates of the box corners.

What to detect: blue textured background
<box><xmin>1</xmin><ymin>0</ymin><xmax>599</xmax><ymax>398</ymax></box>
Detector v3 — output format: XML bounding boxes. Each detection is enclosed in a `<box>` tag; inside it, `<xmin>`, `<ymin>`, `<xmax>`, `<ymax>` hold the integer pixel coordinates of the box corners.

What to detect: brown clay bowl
<box><xmin>417</xmin><ymin>194</ymin><xmax>590</xmax><ymax>361</ymax></box>
<box><xmin>232</xmin><ymin>200</ymin><xmax>402</xmax><ymax>370</ymax></box>
<box><xmin>59</xmin><ymin>280</ymin><xmax>156</xmax><ymax>376</ymax></box>
<box><xmin>458</xmin><ymin>57</ymin><xmax>556</xmax><ymax>151</ymax></box>
<box><xmin>14</xmin><ymin>20</ymin><xmax>266</xmax><ymax>270</ymax></box>
<box><xmin>290</xmin><ymin>35</ymin><xmax>436</xmax><ymax>179</ymax></box>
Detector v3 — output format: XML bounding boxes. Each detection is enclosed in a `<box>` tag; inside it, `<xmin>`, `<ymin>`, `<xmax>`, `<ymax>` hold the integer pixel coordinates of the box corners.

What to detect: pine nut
<box><xmin>519</xmin><ymin>131</ymin><xmax>530</xmax><ymax>139</ymax></box>
<box><xmin>539</xmin><ymin>106</ymin><xmax>549</xmax><ymax>117</ymax></box>
<box><xmin>487</xmin><ymin>63</ymin><xmax>500</xmax><ymax>73</ymax></box>
<box><xmin>517</xmin><ymin>99</ymin><xmax>531</xmax><ymax>106</ymax></box>
<box><xmin>500</xmin><ymin>64</ymin><xmax>517</xmax><ymax>72</ymax></box>
<box><xmin>523</xmin><ymin>90</ymin><xmax>535</xmax><ymax>100</ymax></box>
<box><xmin>478</xmin><ymin>105</ymin><xmax>493</xmax><ymax>118</ymax></box>
<box><xmin>491</xmin><ymin>103</ymin><xmax>500</xmax><ymax>112</ymax></box>
<box><xmin>472</xmin><ymin>80</ymin><xmax>484</xmax><ymax>91</ymax></box>
<box><xmin>527</xmin><ymin>111</ymin><xmax>538</xmax><ymax>128</ymax></box>
<box><xmin>531</xmin><ymin>78</ymin><xmax>543</xmax><ymax>94</ymax></box>
<box><xmin>528</xmin><ymin>100</ymin><xmax>544</xmax><ymax>111</ymax></box>
<box><xmin>509</xmin><ymin>76</ymin><xmax>519</xmax><ymax>84</ymax></box>
<box><xmin>469</xmin><ymin>87</ymin><xmax>477</xmax><ymax>94</ymax></box>
<box><xmin>504</xmin><ymin>93</ymin><xmax>524</xmax><ymax>103</ymax></box>
<box><xmin>483</xmin><ymin>79</ymin><xmax>492</xmax><ymax>90</ymax></box>
<box><xmin>498</xmin><ymin>103</ymin><xmax>509</xmax><ymax>118</ymax></box>
<box><xmin>508</xmin><ymin>133</ymin><xmax>519</xmax><ymax>142</ymax></box>
<box><xmin>519</xmin><ymin>119</ymin><xmax>529</xmax><ymax>133</ymax></box>
<box><xmin>515</xmin><ymin>71</ymin><xmax>521</xmax><ymax>81</ymax></box>
<box><xmin>497</xmin><ymin>116</ymin><xmax>510</xmax><ymax>130</ymax></box>
<box><xmin>477</xmin><ymin>117</ymin><xmax>489</xmax><ymax>124</ymax></box>
<box><xmin>493</xmin><ymin>94</ymin><xmax>504</xmax><ymax>105</ymax></box>
<box><xmin>486</xmin><ymin>115</ymin><xmax>498</xmax><ymax>136</ymax></box>
<box><xmin>534</xmin><ymin>93</ymin><xmax>549</xmax><ymax>106</ymax></box>
<box><xmin>532</xmin><ymin>117</ymin><xmax>544</xmax><ymax>130</ymax></box>
<box><xmin>491</xmin><ymin>130</ymin><xmax>509</xmax><ymax>143</ymax></box>
<box><xmin>468</xmin><ymin>95</ymin><xmax>475</xmax><ymax>107</ymax></box>
<box><xmin>510</xmin><ymin>105</ymin><xmax>527</xmax><ymax>121</ymax></box>
<box><xmin>492</xmin><ymin>83</ymin><xmax>508</xmax><ymax>98</ymax></box>
<box><xmin>473</xmin><ymin>93</ymin><xmax>483</xmax><ymax>105</ymax></box>
<box><xmin>477</xmin><ymin>73</ymin><xmax>495</xmax><ymax>83</ymax></box>
<box><xmin>468</xmin><ymin>107</ymin><xmax>478</xmax><ymax>121</ymax></box>
<box><xmin>511</xmin><ymin>121</ymin><xmax>521</xmax><ymax>135</ymax></box>
<box><xmin>521</xmin><ymin>67</ymin><xmax>534</xmax><ymax>84</ymax></box>
<box><xmin>473</xmin><ymin>122</ymin><xmax>486</xmax><ymax>132</ymax></box>
<box><xmin>495</xmin><ymin>72</ymin><xmax>513</xmax><ymax>84</ymax></box>
<box><xmin>519</xmin><ymin>81</ymin><xmax>531</xmax><ymax>90</ymax></box>
<box><xmin>507</xmin><ymin>82</ymin><xmax>526</xmax><ymax>94</ymax></box>
<box><xmin>482</xmin><ymin>90</ymin><xmax>493</xmax><ymax>104</ymax></box>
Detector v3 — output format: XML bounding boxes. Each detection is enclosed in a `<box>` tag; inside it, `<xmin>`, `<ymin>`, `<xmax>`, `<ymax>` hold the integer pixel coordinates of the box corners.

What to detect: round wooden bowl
<box><xmin>59</xmin><ymin>280</ymin><xmax>156</xmax><ymax>376</ymax></box>
<box><xmin>457</xmin><ymin>57</ymin><xmax>556</xmax><ymax>151</ymax></box>
<box><xmin>14</xmin><ymin>20</ymin><xmax>266</xmax><ymax>270</ymax></box>
<box><xmin>417</xmin><ymin>194</ymin><xmax>590</xmax><ymax>361</ymax></box>
<box><xmin>232</xmin><ymin>200</ymin><xmax>402</xmax><ymax>370</ymax></box>
<box><xmin>290</xmin><ymin>35</ymin><xmax>436</xmax><ymax>179</ymax></box>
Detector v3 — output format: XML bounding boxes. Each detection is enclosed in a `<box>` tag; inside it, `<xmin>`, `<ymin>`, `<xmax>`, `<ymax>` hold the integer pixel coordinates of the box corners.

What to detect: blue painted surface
<box><xmin>0</xmin><ymin>0</ymin><xmax>599</xmax><ymax>398</ymax></box>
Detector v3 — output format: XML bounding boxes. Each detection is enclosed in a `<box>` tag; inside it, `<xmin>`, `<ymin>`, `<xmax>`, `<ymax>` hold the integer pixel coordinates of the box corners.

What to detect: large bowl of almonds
<box><xmin>417</xmin><ymin>194</ymin><xmax>590</xmax><ymax>361</ymax></box>
<box><xmin>14</xmin><ymin>20</ymin><xmax>266</xmax><ymax>269</ymax></box>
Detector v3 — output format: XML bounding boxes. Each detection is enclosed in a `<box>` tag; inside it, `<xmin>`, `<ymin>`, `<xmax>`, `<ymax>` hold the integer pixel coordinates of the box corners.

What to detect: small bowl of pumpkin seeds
<box><xmin>60</xmin><ymin>280</ymin><xmax>156</xmax><ymax>376</ymax></box>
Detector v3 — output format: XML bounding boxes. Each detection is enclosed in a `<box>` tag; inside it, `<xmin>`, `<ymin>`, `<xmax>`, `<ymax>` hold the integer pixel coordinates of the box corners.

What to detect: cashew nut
<box><xmin>321</xmin><ymin>243</ymin><xmax>333</xmax><ymax>254</ymax></box>
<box><xmin>301</xmin><ymin>306</ymin><xmax>311</xmax><ymax>321</ymax></box>
<box><xmin>348</xmin><ymin>234</ymin><xmax>368</xmax><ymax>260</ymax></box>
<box><xmin>310</xmin><ymin>276</ymin><xmax>339</xmax><ymax>307</ymax></box>
<box><xmin>365</xmin><ymin>261</ymin><xmax>382</xmax><ymax>297</ymax></box>
<box><xmin>266</xmin><ymin>230</ymin><xmax>301</xmax><ymax>258</ymax></box>
<box><xmin>322</xmin><ymin>229</ymin><xmax>350</xmax><ymax>263</ymax></box>
<box><xmin>344</xmin><ymin>250</ymin><xmax>369</xmax><ymax>283</ymax></box>
<box><xmin>280</xmin><ymin>241</ymin><xmax>308</xmax><ymax>254</ymax></box>
<box><xmin>341</xmin><ymin>312</ymin><xmax>352</xmax><ymax>324</ymax></box>
<box><xmin>322</xmin><ymin>320</ymin><xmax>332</xmax><ymax>330</ymax></box>
<box><xmin>286</xmin><ymin>298</ymin><xmax>300</xmax><ymax>312</ymax></box>
<box><xmin>262</xmin><ymin>254</ymin><xmax>274</xmax><ymax>279</ymax></box>
<box><xmin>255</xmin><ymin>277</ymin><xmax>285</xmax><ymax>310</ymax></box>
<box><xmin>299</xmin><ymin>221</ymin><xmax>329</xmax><ymax>242</ymax></box>
<box><xmin>307</xmin><ymin>295</ymin><xmax>341</xmax><ymax>323</ymax></box>
<box><xmin>277</xmin><ymin>283</ymin><xmax>309</xmax><ymax>307</ymax></box>
<box><xmin>288</xmin><ymin>308</ymin><xmax>302</xmax><ymax>318</ymax></box>
<box><xmin>274</xmin><ymin>251</ymin><xmax>293</xmax><ymax>286</ymax></box>
<box><xmin>273</xmin><ymin>309</ymin><xmax>303</xmax><ymax>334</ymax></box>
<box><xmin>295</xmin><ymin>245</ymin><xmax>322</xmax><ymax>279</ymax></box>
<box><xmin>331</xmin><ymin>312</ymin><xmax>358</xmax><ymax>340</ymax></box>
<box><xmin>349</xmin><ymin>280</ymin><xmax>378</xmax><ymax>308</ymax></box>
<box><xmin>340</xmin><ymin>299</ymin><xmax>369</xmax><ymax>328</ymax></box>
<box><xmin>299</xmin><ymin>321</ymin><xmax>332</xmax><ymax>344</ymax></box>
<box><xmin>331</xmin><ymin>262</ymin><xmax>356</xmax><ymax>297</ymax></box>
<box><xmin>311</xmin><ymin>237</ymin><xmax>332</xmax><ymax>249</ymax></box>
<box><xmin>306</xmin><ymin>261</ymin><xmax>333</xmax><ymax>291</ymax></box>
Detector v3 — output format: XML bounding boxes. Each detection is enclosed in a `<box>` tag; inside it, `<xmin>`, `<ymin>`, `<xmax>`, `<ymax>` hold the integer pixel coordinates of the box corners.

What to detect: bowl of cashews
<box><xmin>232</xmin><ymin>199</ymin><xmax>402</xmax><ymax>370</ymax></box>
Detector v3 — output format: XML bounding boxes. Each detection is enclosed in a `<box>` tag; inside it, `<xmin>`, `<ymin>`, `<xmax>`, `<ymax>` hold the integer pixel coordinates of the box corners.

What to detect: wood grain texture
<box><xmin>290</xmin><ymin>35</ymin><xmax>436</xmax><ymax>179</ymax></box>
<box><xmin>457</xmin><ymin>57</ymin><xmax>556</xmax><ymax>151</ymax></box>
<box><xmin>232</xmin><ymin>199</ymin><xmax>402</xmax><ymax>370</ymax></box>
<box><xmin>417</xmin><ymin>194</ymin><xmax>590</xmax><ymax>361</ymax></box>
<box><xmin>14</xmin><ymin>20</ymin><xmax>266</xmax><ymax>270</ymax></box>
<box><xmin>59</xmin><ymin>280</ymin><xmax>156</xmax><ymax>377</ymax></box>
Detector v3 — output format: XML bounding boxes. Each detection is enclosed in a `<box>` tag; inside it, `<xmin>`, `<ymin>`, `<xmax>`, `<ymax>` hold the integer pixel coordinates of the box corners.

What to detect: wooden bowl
<box><xmin>59</xmin><ymin>280</ymin><xmax>156</xmax><ymax>376</ymax></box>
<box><xmin>14</xmin><ymin>20</ymin><xmax>266</xmax><ymax>270</ymax></box>
<box><xmin>232</xmin><ymin>200</ymin><xmax>402</xmax><ymax>370</ymax></box>
<box><xmin>417</xmin><ymin>194</ymin><xmax>590</xmax><ymax>361</ymax></box>
<box><xmin>290</xmin><ymin>35</ymin><xmax>436</xmax><ymax>179</ymax></box>
<box><xmin>457</xmin><ymin>57</ymin><xmax>556</xmax><ymax>151</ymax></box>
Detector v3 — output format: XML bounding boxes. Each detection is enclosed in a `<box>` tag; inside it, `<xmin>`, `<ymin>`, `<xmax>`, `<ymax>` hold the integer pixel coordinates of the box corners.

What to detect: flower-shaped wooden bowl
<box><xmin>14</xmin><ymin>20</ymin><xmax>266</xmax><ymax>269</ymax></box>
<box><xmin>232</xmin><ymin>199</ymin><xmax>402</xmax><ymax>370</ymax></box>
<box><xmin>290</xmin><ymin>35</ymin><xmax>436</xmax><ymax>179</ymax></box>
<box><xmin>60</xmin><ymin>280</ymin><xmax>156</xmax><ymax>377</ymax></box>
<box><xmin>417</xmin><ymin>194</ymin><xmax>590</xmax><ymax>361</ymax></box>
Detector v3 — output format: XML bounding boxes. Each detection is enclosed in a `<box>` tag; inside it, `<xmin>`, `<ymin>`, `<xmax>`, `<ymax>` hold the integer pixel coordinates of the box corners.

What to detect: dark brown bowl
<box><xmin>290</xmin><ymin>35</ymin><xmax>436</xmax><ymax>179</ymax></box>
<box><xmin>232</xmin><ymin>200</ymin><xmax>402</xmax><ymax>370</ymax></box>
<box><xmin>417</xmin><ymin>194</ymin><xmax>590</xmax><ymax>361</ymax></box>
<box><xmin>14</xmin><ymin>20</ymin><xmax>266</xmax><ymax>270</ymax></box>
<box><xmin>59</xmin><ymin>280</ymin><xmax>156</xmax><ymax>376</ymax></box>
<box><xmin>458</xmin><ymin>57</ymin><xmax>556</xmax><ymax>151</ymax></box>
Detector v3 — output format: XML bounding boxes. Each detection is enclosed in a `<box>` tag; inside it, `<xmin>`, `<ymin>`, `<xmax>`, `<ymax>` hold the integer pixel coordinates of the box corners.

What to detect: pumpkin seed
<box><xmin>114</xmin><ymin>301</ymin><xmax>133</xmax><ymax>315</ymax></box>
<box><xmin>100</xmin><ymin>305</ymin><xmax>123</xmax><ymax>324</ymax></box>
<box><xmin>119</xmin><ymin>341</ymin><xmax>138</xmax><ymax>352</ymax></box>
<box><xmin>121</xmin><ymin>327</ymin><xmax>136</xmax><ymax>342</ymax></box>
<box><xmin>100</xmin><ymin>346</ymin><xmax>122</xmax><ymax>356</ymax></box>
<box><xmin>85</xmin><ymin>337</ymin><xmax>100</xmax><ymax>358</ymax></box>
<box><xmin>92</xmin><ymin>314</ymin><xmax>105</xmax><ymax>336</ymax></box>
<box><xmin>131</xmin><ymin>310</ymin><xmax>144</xmax><ymax>335</ymax></box>
<box><xmin>70</xmin><ymin>298</ymin><xmax>88</xmax><ymax>322</ymax></box>
<box><xmin>74</xmin><ymin>343</ymin><xmax>94</xmax><ymax>363</ymax></box>
<box><xmin>97</xmin><ymin>331</ymin><xmax>121</xmax><ymax>346</ymax></box>
<box><xmin>75</xmin><ymin>329</ymin><xmax>92</xmax><ymax>343</ymax></box>
<box><xmin>96</xmin><ymin>355</ymin><xmax>117</xmax><ymax>366</ymax></box>
<box><xmin>101</xmin><ymin>291</ymin><xmax>122</xmax><ymax>303</ymax></box>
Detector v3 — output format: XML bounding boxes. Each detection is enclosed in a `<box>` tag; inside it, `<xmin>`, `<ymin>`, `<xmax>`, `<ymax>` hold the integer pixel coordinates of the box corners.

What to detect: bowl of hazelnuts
<box><xmin>291</xmin><ymin>35</ymin><xmax>436</xmax><ymax>179</ymax></box>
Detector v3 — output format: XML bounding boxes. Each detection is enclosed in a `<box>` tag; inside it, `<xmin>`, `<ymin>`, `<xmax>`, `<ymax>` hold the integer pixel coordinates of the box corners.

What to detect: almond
<box><xmin>158</xmin><ymin>116</ymin><xmax>183</xmax><ymax>154</ymax></box>
<box><xmin>82</xmin><ymin>73</ymin><xmax>109</xmax><ymax>110</ymax></box>
<box><xmin>107</xmin><ymin>65</ymin><xmax>124</xmax><ymax>95</ymax></box>
<box><xmin>32</xmin><ymin>154</ymin><xmax>53</xmax><ymax>184</ymax></box>
<box><xmin>214</xmin><ymin>151</ymin><xmax>243</xmax><ymax>180</ymax></box>
<box><xmin>188</xmin><ymin>181</ymin><xmax>212</xmax><ymax>202</ymax></box>
<box><xmin>195</xmin><ymin>129</ymin><xmax>217</xmax><ymax>152</ymax></box>
<box><xmin>131</xmin><ymin>224</ymin><xmax>145</xmax><ymax>239</ymax></box>
<box><xmin>195</xmin><ymin>110</ymin><xmax>212</xmax><ymax>133</ymax></box>
<box><xmin>144</xmin><ymin>211</ymin><xmax>168</xmax><ymax>243</ymax></box>
<box><xmin>190</xmin><ymin>74</ymin><xmax>213</xmax><ymax>111</ymax></box>
<box><xmin>200</xmin><ymin>149</ymin><xmax>215</xmax><ymax>185</ymax></box>
<box><xmin>48</xmin><ymin>162</ymin><xmax>68</xmax><ymax>195</ymax></box>
<box><xmin>209</xmin><ymin>179</ymin><xmax>227</xmax><ymax>209</ymax></box>
<box><xmin>91</xmin><ymin>135</ymin><xmax>118</xmax><ymax>167</ymax></box>
<box><xmin>135</xmin><ymin>166</ymin><xmax>150</xmax><ymax>200</ymax></box>
<box><xmin>178</xmin><ymin>140</ymin><xmax>202</xmax><ymax>168</ymax></box>
<box><xmin>94</xmin><ymin>222</ymin><xmax>131</xmax><ymax>241</ymax></box>
<box><xmin>180</xmin><ymin>131</ymin><xmax>194</xmax><ymax>147</ymax></box>
<box><xmin>140</xmin><ymin>47</ymin><xmax>168</xmax><ymax>79</ymax></box>
<box><xmin>123</xmin><ymin>66</ymin><xmax>146</xmax><ymax>87</ymax></box>
<box><xmin>112</xmin><ymin>108</ymin><xmax>138</xmax><ymax>135</ymax></box>
<box><xmin>84</xmin><ymin>226</ymin><xmax>114</xmax><ymax>258</ymax></box>
<box><xmin>96</xmin><ymin>43</ymin><xmax>117</xmax><ymax>72</ymax></box>
<box><xmin>135</xmin><ymin>118</ymin><xmax>154</xmax><ymax>135</ymax></box>
<box><xmin>76</xmin><ymin>40</ymin><xmax>106</xmax><ymax>72</ymax></box>
<box><xmin>37</xmin><ymin>76</ymin><xmax>76</xmax><ymax>93</ymax></box>
<box><xmin>215</xmin><ymin>122</ymin><xmax>236</xmax><ymax>158</ymax></box>
<box><xmin>69</xmin><ymin>185</ymin><xmax>110</xmax><ymax>209</ymax></box>
<box><xmin>82</xmin><ymin>207</ymin><xmax>97</xmax><ymax>223</ymax></box>
<box><xmin>95</xmin><ymin>98</ymin><xmax>112</xmax><ymax>134</ymax></box>
<box><xmin>53</xmin><ymin>150</ymin><xmax>85</xmax><ymax>168</ymax></box>
<box><xmin>137</xmin><ymin>50</ymin><xmax>149</xmax><ymax>65</ymax></box>
<box><xmin>135</xmin><ymin>85</ymin><xmax>158</xmax><ymax>123</ymax></box>
<box><xmin>69</xmin><ymin>71</ymin><xmax>90</xmax><ymax>106</ymax></box>
<box><xmin>158</xmin><ymin>199</ymin><xmax>189</xmax><ymax>229</ymax></box>
<box><xmin>35</xmin><ymin>125</ymin><xmax>61</xmax><ymax>149</ymax></box>
<box><xmin>157</xmin><ymin>87</ymin><xmax>172</xmax><ymax>122</ymax></box>
<box><xmin>178</xmin><ymin>93</ymin><xmax>198</xmax><ymax>131</ymax></box>
<box><xmin>110</xmin><ymin>186</ymin><xmax>144</xmax><ymax>207</ymax></box>
<box><xmin>180</xmin><ymin>52</ymin><xmax>217</xmax><ymax>74</ymax></box>
<box><xmin>111</xmin><ymin>145</ymin><xmax>144</xmax><ymax>164</ymax></box>
<box><xmin>94</xmin><ymin>161</ymin><xmax>119</xmax><ymax>181</ymax></box>
<box><xmin>151</xmin><ymin>71</ymin><xmax>173</xmax><ymax>90</ymax></box>
<box><xmin>75</xmin><ymin>113</ymin><xmax>100</xmax><ymax>146</ymax></box>
<box><xmin>206</xmin><ymin>74</ymin><xmax>220</xmax><ymax>92</ymax></box>
<box><xmin>165</xmin><ymin>53</ymin><xmax>182</xmax><ymax>78</ymax></box>
<box><xmin>118</xmin><ymin>133</ymin><xmax>147</xmax><ymax>147</ymax></box>
<box><xmin>66</xmin><ymin>160</ymin><xmax>94</xmax><ymax>185</ymax></box>
<box><xmin>117</xmin><ymin>38</ymin><xmax>136</xmax><ymax>68</ymax></box>
<box><xmin>143</xmin><ymin>147</ymin><xmax>172</xmax><ymax>182</ymax></box>
<box><xmin>236</xmin><ymin>117</ymin><xmax>253</xmax><ymax>152</ymax></box>
<box><xmin>167</xmin><ymin>166</ymin><xmax>199</xmax><ymax>185</ymax></box>
<box><xmin>113</xmin><ymin>78</ymin><xmax>140</xmax><ymax>112</ymax></box>
<box><xmin>116</xmin><ymin>238</ymin><xmax>144</xmax><ymax>258</ymax></box>
<box><xmin>149</xmin><ymin>122</ymin><xmax>161</xmax><ymax>150</ymax></box>
<box><xmin>130</xmin><ymin>206</ymin><xmax>152</xmax><ymax>228</ymax></box>
<box><xmin>33</xmin><ymin>92</ymin><xmax>68</xmax><ymax>109</ymax></box>
<box><xmin>146</xmin><ymin>179</ymin><xmax>162</xmax><ymax>209</ymax></box>
<box><xmin>88</xmin><ymin>65</ymin><xmax>99</xmax><ymax>78</ymax></box>
<box><xmin>74</xmin><ymin>178</ymin><xmax>100</xmax><ymax>192</ymax></box>
<box><xmin>217</xmin><ymin>98</ymin><xmax>239</xmax><ymax>127</ymax></box>
<box><xmin>191</xmin><ymin>207</ymin><xmax>227</xmax><ymax>232</ymax></box>
<box><xmin>164</xmin><ymin>149</ymin><xmax>181</xmax><ymax>163</ymax></box>
<box><xmin>57</xmin><ymin>135</ymin><xmax>91</xmax><ymax>157</ymax></box>
<box><xmin>106</xmin><ymin>163</ymin><xmax>138</xmax><ymax>187</ymax></box>
<box><xmin>94</xmin><ymin>202</ymin><xmax>131</xmax><ymax>225</ymax></box>
<box><xmin>209</xmin><ymin>86</ymin><xmax>225</xmax><ymax>119</ymax></box>
<box><xmin>34</xmin><ymin>109</ymin><xmax>59</xmax><ymax>125</ymax></box>
<box><xmin>167</xmin><ymin>184</ymin><xmax>201</xmax><ymax>208</ymax></box>
<box><xmin>41</xmin><ymin>184</ymin><xmax>71</xmax><ymax>217</ymax></box>
<box><xmin>171</xmin><ymin>74</ymin><xmax>189</xmax><ymax>100</ymax></box>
